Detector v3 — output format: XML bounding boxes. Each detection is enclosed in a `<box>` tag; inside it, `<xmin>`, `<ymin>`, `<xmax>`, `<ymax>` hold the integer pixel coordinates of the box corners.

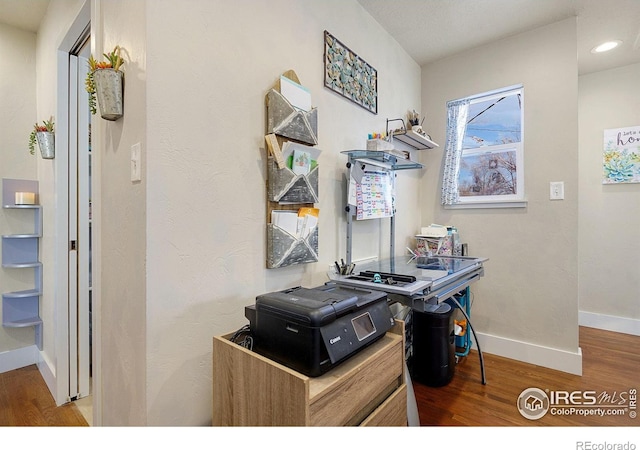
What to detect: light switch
<box><xmin>131</xmin><ymin>143</ymin><xmax>141</xmax><ymax>182</ymax></box>
<box><xmin>550</xmin><ymin>181</ymin><xmax>564</xmax><ymax>200</ymax></box>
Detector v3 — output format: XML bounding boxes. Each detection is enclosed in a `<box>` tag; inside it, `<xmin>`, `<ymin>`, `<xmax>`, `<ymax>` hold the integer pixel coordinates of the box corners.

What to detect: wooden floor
<box><xmin>0</xmin><ymin>326</ymin><xmax>637</xmax><ymax>427</ymax></box>
<box><xmin>0</xmin><ymin>365</ymin><xmax>87</xmax><ymax>426</ymax></box>
<box><xmin>413</xmin><ymin>326</ymin><xmax>639</xmax><ymax>426</ymax></box>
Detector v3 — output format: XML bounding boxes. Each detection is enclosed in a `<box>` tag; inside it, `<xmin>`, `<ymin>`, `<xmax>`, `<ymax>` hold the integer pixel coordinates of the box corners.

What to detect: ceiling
<box><xmin>357</xmin><ymin>0</ymin><xmax>640</xmax><ymax>75</ymax></box>
<box><xmin>0</xmin><ymin>0</ymin><xmax>50</xmax><ymax>33</ymax></box>
<box><xmin>1</xmin><ymin>0</ymin><xmax>638</xmax><ymax>75</ymax></box>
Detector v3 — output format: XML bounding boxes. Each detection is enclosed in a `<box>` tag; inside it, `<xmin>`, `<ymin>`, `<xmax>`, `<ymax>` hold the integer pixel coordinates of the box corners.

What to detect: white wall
<box><xmin>578</xmin><ymin>63</ymin><xmax>640</xmax><ymax>335</ymax></box>
<box><xmin>93</xmin><ymin>0</ymin><xmax>148</xmax><ymax>426</ymax></box>
<box><xmin>420</xmin><ymin>19</ymin><xmax>581</xmax><ymax>374</ymax></box>
<box><xmin>0</xmin><ymin>23</ymin><xmax>38</xmax><ymax>358</ymax></box>
<box><xmin>27</xmin><ymin>0</ymin><xmax>627</xmax><ymax>426</ymax></box>
<box><xmin>145</xmin><ymin>0</ymin><xmax>422</xmax><ymax>425</ymax></box>
<box><xmin>4</xmin><ymin>0</ymin><xmax>420</xmax><ymax>426</ymax></box>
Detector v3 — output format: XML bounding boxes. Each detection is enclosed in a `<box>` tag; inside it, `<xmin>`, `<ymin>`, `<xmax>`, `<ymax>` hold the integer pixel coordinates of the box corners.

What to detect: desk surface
<box><xmin>329</xmin><ymin>255</ymin><xmax>487</xmax><ymax>298</ymax></box>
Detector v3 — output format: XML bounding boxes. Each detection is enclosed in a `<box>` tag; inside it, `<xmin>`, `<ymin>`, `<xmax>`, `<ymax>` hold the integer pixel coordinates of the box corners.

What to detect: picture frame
<box><xmin>603</xmin><ymin>126</ymin><xmax>640</xmax><ymax>184</ymax></box>
<box><xmin>324</xmin><ymin>30</ymin><xmax>377</xmax><ymax>114</ymax></box>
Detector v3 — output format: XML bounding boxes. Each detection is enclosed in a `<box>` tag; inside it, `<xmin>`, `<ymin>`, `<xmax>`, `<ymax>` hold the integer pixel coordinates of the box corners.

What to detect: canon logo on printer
<box><xmin>329</xmin><ymin>336</ymin><xmax>341</xmax><ymax>345</ymax></box>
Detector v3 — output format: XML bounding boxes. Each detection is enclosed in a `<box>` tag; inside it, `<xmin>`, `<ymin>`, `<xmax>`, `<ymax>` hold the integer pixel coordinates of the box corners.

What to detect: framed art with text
<box><xmin>603</xmin><ymin>126</ymin><xmax>640</xmax><ymax>184</ymax></box>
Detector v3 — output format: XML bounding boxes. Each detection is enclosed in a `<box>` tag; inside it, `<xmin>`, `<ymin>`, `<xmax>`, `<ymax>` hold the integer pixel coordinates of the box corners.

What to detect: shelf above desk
<box><xmin>342</xmin><ymin>150</ymin><xmax>423</xmax><ymax>170</ymax></box>
<box><xmin>391</xmin><ymin>129</ymin><xmax>439</xmax><ymax>150</ymax></box>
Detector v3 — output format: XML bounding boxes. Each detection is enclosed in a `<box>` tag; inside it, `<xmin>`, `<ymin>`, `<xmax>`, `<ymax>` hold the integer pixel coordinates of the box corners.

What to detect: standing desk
<box><xmin>328</xmin><ymin>255</ymin><xmax>487</xmax><ymax>384</ymax></box>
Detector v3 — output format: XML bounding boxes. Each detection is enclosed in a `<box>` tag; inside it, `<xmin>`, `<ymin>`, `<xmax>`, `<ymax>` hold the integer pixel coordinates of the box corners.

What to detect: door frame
<box><xmin>53</xmin><ymin>0</ymin><xmax>102</xmax><ymax>425</ymax></box>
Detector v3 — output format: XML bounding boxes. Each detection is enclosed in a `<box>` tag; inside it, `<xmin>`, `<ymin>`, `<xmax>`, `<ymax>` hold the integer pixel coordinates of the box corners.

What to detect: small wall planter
<box><xmin>36</xmin><ymin>131</ymin><xmax>55</xmax><ymax>159</ymax></box>
<box><xmin>86</xmin><ymin>46</ymin><xmax>125</xmax><ymax>122</ymax></box>
<box><xmin>93</xmin><ymin>68</ymin><xmax>124</xmax><ymax>121</ymax></box>
<box><xmin>28</xmin><ymin>117</ymin><xmax>55</xmax><ymax>159</ymax></box>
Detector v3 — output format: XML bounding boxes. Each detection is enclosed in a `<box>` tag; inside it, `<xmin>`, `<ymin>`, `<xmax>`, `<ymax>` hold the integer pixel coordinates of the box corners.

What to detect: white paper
<box><xmin>356</xmin><ymin>170</ymin><xmax>394</xmax><ymax>220</ymax></box>
<box><xmin>271</xmin><ymin>210</ymin><xmax>299</xmax><ymax>237</ymax></box>
<box><xmin>280</xmin><ymin>75</ymin><xmax>312</xmax><ymax>112</ymax></box>
<box><xmin>348</xmin><ymin>177</ymin><xmax>357</xmax><ymax>206</ymax></box>
<box><xmin>300</xmin><ymin>214</ymin><xmax>318</xmax><ymax>238</ymax></box>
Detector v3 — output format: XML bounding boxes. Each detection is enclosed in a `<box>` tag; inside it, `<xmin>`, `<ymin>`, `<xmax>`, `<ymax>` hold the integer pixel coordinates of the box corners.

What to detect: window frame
<box><xmin>445</xmin><ymin>85</ymin><xmax>526</xmax><ymax>209</ymax></box>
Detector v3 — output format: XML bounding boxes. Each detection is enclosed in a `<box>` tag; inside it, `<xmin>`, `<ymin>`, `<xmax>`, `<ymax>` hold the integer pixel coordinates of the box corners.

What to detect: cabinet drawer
<box><xmin>308</xmin><ymin>333</ymin><xmax>404</xmax><ymax>426</ymax></box>
<box><xmin>360</xmin><ymin>384</ymin><xmax>407</xmax><ymax>426</ymax></box>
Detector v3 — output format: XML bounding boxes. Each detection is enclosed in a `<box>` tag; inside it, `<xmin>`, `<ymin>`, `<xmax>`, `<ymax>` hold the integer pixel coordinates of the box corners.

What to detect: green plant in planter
<box><xmin>85</xmin><ymin>46</ymin><xmax>125</xmax><ymax>115</ymax></box>
<box><xmin>28</xmin><ymin>117</ymin><xmax>55</xmax><ymax>155</ymax></box>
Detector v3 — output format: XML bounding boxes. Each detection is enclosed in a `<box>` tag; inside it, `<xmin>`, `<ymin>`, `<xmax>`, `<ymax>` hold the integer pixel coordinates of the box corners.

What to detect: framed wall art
<box><xmin>603</xmin><ymin>126</ymin><xmax>640</xmax><ymax>184</ymax></box>
<box><xmin>324</xmin><ymin>30</ymin><xmax>377</xmax><ymax>114</ymax></box>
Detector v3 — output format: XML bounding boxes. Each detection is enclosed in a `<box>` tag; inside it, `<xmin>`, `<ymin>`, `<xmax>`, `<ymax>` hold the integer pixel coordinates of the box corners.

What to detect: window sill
<box><xmin>444</xmin><ymin>200</ymin><xmax>528</xmax><ymax>209</ymax></box>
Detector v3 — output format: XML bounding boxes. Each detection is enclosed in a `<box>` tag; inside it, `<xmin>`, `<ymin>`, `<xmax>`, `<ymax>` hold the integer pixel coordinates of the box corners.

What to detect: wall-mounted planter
<box><xmin>36</xmin><ymin>131</ymin><xmax>55</xmax><ymax>159</ymax></box>
<box><xmin>93</xmin><ymin>69</ymin><xmax>124</xmax><ymax>121</ymax></box>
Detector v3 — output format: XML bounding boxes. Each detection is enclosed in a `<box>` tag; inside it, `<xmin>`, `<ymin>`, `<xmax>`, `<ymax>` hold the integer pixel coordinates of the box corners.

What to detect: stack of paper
<box><xmin>279</xmin><ymin>75</ymin><xmax>312</xmax><ymax>112</ymax></box>
<box><xmin>271</xmin><ymin>207</ymin><xmax>319</xmax><ymax>239</ymax></box>
<box><xmin>298</xmin><ymin>207</ymin><xmax>318</xmax><ymax>239</ymax></box>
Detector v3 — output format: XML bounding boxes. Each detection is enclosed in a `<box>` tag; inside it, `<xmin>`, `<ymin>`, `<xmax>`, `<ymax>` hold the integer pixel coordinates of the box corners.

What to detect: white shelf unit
<box><xmin>2</xmin><ymin>178</ymin><xmax>43</xmax><ymax>349</ymax></box>
<box><xmin>386</xmin><ymin>118</ymin><xmax>439</xmax><ymax>150</ymax></box>
<box><xmin>391</xmin><ymin>129</ymin><xmax>439</xmax><ymax>150</ymax></box>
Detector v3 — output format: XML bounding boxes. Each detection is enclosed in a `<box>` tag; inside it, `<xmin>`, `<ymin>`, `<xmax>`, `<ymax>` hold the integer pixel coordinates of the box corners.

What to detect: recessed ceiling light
<box><xmin>591</xmin><ymin>40</ymin><xmax>622</xmax><ymax>53</ymax></box>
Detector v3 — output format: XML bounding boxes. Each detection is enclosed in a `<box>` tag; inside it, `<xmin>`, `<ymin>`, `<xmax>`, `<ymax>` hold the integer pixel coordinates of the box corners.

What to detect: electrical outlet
<box><xmin>550</xmin><ymin>181</ymin><xmax>564</xmax><ymax>200</ymax></box>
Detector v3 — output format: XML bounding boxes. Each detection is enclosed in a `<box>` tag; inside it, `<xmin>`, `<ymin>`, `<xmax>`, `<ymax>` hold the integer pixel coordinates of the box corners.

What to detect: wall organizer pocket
<box><xmin>266</xmin><ymin>72</ymin><xmax>318</xmax><ymax>146</ymax></box>
<box><xmin>267</xmin><ymin>152</ymin><xmax>319</xmax><ymax>203</ymax></box>
<box><xmin>265</xmin><ymin>71</ymin><xmax>320</xmax><ymax>268</ymax></box>
<box><xmin>1</xmin><ymin>178</ymin><xmax>43</xmax><ymax>350</ymax></box>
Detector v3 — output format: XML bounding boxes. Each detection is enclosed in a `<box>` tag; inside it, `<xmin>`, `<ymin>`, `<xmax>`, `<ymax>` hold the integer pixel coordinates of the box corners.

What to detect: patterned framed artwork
<box><xmin>324</xmin><ymin>30</ymin><xmax>377</xmax><ymax>114</ymax></box>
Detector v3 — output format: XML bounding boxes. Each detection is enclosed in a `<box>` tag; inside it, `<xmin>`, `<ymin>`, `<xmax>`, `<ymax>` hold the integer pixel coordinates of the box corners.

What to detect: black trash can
<box><xmin>410</xmin><ymin>303</ymin><xmax>455</xmax><ymax>387</ymax></box>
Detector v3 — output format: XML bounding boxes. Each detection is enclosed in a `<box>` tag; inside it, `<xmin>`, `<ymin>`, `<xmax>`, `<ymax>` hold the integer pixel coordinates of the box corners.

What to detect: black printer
<box><xmin>245</xmin><ymin>284</ymin><xmax>394</xmax><ymax>377</ymax></box>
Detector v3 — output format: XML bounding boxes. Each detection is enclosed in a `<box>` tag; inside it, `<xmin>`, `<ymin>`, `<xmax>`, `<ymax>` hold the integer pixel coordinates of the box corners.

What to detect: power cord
<box><xmin>448</xmin><ymin>295</ymin><xmax>486</xmax><ymax>385</ymax></box>
<box><xmin>230</xmin><ymin>324</ymin><xmax>254</xmax><ymax>350</ymax></box>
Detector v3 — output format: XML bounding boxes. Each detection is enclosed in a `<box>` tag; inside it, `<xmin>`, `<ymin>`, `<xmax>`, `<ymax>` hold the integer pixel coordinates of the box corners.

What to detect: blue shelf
<box><xmin>2</xmin><ymin>178</ymin><xmax>42</xmax><ymax>350</ymax></box>
<box><xmin>342</xmin><ymin>150</ymin><xmax>423</xmax><ymax>170</ymax></box>
<box><xmin>3</xmin><ymin>316</ymin><xmax>43</xmax><ymax>328</ymax></box>
<box><xmin>2</xmin><ymin>288</ymin><xmax>43</xmax><ymax>298</ymax></box>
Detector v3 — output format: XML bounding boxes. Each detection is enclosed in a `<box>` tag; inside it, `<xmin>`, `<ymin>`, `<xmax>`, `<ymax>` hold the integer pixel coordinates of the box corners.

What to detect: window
<box><xmin>441</xmin><ymin>85</ymin><xmax>525</xmax><ymax>207</ymax></box>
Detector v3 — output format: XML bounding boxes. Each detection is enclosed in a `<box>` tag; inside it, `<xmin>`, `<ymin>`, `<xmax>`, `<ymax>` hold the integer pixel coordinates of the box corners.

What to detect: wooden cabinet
<box><xmin>212</xmin><ymin>321</ymin><xmax>407</xmax><ymax>426</ymax></box>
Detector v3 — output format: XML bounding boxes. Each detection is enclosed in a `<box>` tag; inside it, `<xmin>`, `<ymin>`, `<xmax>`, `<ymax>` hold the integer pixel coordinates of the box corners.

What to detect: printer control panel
<box><xmin>320</xmin><ymin>300</ymin><xmax>394</xmax><ymax>364</ymax></box>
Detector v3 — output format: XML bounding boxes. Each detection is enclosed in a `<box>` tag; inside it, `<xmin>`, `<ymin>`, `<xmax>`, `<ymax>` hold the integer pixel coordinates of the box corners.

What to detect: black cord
<box><xmin>448</xmin><ymin>295</ymin><xmax>486</xmax><ymax>385</ymax></box>
<box><xmin>230</xmin><ymin>325</ymin><xmax>254</xmax><ymax>350</ymax></box>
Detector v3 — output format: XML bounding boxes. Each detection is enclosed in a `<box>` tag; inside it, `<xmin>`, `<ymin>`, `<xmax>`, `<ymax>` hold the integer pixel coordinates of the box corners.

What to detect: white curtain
<box><xmin>441</xmin><ymin>99</ymin><xmax>470</xmax><ymax>205</ymax></box>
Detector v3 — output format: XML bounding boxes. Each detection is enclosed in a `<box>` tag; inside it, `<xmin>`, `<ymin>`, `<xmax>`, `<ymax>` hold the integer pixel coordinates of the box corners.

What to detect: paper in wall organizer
<box><xmin>266</xmin><ymin>89</ymin><xmax>318</xmax><ymax>145</ymax></box>
<box><xmin>267</xmin><ymin>156</ymin><xmax>319</xmax><ymax>203</ymax></box>
<box><xmin>266</xmin><ymin>223</ymin><xmax>318</xmax><ymax>268</ymax></box>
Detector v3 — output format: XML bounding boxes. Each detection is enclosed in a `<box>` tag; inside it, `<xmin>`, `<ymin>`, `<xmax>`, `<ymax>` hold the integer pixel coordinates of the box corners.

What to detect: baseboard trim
<box><xmin>474</xmin><ymin>332</ymin><xmax>583</xmax><ymax>375</ymax></box>
<box><xmin>579</xmin><ymin>311</ymin><xmax>640</xmax><ymax>336</ymax></box>
<box><xmin>0</xmin><ymin>345</ymin><xmax>40</xmax><ymax>374</ymax></box>
<box><xmin>37</xmin><ymin>352</ymin><xmax>58</xmax><ymax>403</ymax></box>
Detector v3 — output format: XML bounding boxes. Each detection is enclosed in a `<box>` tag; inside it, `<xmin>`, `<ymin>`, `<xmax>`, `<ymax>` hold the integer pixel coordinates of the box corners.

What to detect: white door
<box><xmin>67</xmin><ymin>35</ymin><xmax>92</xmax><ymax>402</ymax></box>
